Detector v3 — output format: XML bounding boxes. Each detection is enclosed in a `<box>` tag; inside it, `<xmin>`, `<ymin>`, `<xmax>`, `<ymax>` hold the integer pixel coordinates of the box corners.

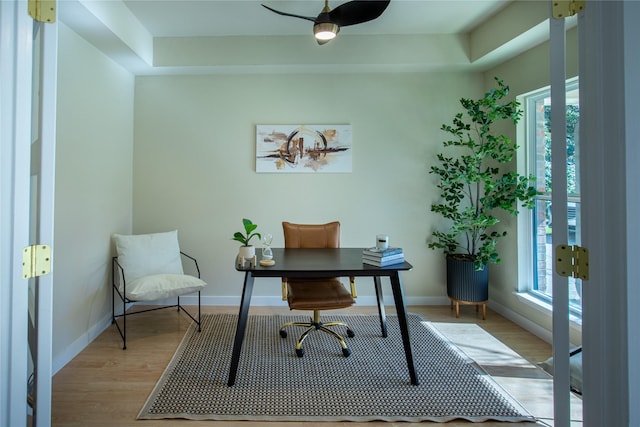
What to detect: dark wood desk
<box><xmin>228</xmin><ymin>247</ymin><xmax>417</xmax><ymax>386</ymax></box>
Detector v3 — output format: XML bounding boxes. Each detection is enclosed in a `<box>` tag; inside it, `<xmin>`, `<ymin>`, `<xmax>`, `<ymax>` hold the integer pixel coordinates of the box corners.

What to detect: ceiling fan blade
<box><xmin>261</xmin><ymin>4</ymin><xmax>316</xmax><ymax>23</ymax></box>
<box><xmin>328</xmin><ymin>0</ymin><xmax>390</xmax><ymax>27</ymax></box>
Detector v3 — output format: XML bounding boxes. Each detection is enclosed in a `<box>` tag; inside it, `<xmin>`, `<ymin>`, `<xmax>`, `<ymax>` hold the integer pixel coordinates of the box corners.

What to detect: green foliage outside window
<box><xmin>543</xmin><ymin>104</ymin><xmax>580</xmax><ymax>194</ymax></box>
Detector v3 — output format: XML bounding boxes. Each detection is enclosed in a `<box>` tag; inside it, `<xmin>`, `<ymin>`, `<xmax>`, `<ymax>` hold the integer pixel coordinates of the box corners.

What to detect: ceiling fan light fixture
<box><xmin>263</xmin><ymin>0</ymin><xmax>390</xmax><ymax>44</ymax></box>
<box><xmin>313</xmin><ymin>22</ymin><xmax>339</xmax><ymax>41</ymax></box>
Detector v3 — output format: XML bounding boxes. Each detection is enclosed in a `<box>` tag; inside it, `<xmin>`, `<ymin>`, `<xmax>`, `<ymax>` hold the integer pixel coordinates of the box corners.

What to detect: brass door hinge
<box><xmin>552</xmin><ymin>0</ymin><xmax>585</xmax><ymax>19</ymax></box>
<box><xmin>22</xmin><ymin>245</ymin><xmax>51</xmax><ymax>279</ymax></box>
<box><xmin>555</xmin><ymin>244</ymin><xmax>589</xmax><ymax>280</ymax></box>
<box><xmin>28</xmin><ymin>0</ymin><xmax>56</xmax><ymax>23</ymax></box>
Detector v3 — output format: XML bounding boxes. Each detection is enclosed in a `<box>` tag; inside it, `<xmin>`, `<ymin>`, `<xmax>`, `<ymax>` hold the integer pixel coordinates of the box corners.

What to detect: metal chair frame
<box><xmin>111</xmin><ymin>251</ymin><xmax>202</xmax><ymax>349</ymax></box>
<box><xmin>279</xmin><ymin>303</ymin><xmax>356</xmax><ymax>357</ymax></box>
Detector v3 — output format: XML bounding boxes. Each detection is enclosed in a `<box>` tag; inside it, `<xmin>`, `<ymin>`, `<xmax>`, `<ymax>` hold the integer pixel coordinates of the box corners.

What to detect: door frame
<box><xmin>0</xmin><ymin>1</ymin><xmax>56</xmax><ymax>425</ymax></box>
<box><xmin>1</xmin><ymin>2</ymin><xmax>34</xmax><ymax>425</ymax></box>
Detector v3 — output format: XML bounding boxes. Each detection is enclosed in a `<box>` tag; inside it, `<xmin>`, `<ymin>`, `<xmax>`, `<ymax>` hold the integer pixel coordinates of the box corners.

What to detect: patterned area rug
<box><xmin>138</xmin><ymin>313</ymin><xmax>535</xmax><ymax>422</ymax></box>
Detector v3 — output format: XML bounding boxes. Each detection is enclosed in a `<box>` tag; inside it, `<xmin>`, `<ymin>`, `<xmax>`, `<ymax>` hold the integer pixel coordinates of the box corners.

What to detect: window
<box><xmin>518</xmin><ymin>79</ymin><xmax>581</xmax><ymax>316</ymax></box>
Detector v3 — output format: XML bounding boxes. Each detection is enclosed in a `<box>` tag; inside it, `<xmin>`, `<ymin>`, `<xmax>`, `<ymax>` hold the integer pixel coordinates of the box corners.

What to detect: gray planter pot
<box><xmin>446</xmin><ymin>255</ymin><xmax>488</xmax><ymax>303</ymax></box>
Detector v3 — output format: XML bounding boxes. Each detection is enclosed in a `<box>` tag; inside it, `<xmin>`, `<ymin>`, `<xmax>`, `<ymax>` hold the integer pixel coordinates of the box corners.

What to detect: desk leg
<box><xmin>390</xmin><ymin>271</ymin><xmax>419</xmax><ymax>385</ymax></box>
<box><xmin>373</xmin><ymin>276</ymin><xmax>388</xmax><ymax>338</ymax></box>
<box><xmin>227</xmin><ymin>272</ymin><xmax>254</xmax><ymax>386</ymax></box>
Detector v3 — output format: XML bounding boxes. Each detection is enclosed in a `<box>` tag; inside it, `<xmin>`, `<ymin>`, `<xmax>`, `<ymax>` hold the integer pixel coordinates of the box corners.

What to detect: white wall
<box><xmin>133</xmin><ymin>72</ymin><xmax>483</xmax><ymax>304</ymax></box>
<box><xmin>52</xmin><ymin>23</ymin><xmax>134</xmax><ymax>372</ymax></box>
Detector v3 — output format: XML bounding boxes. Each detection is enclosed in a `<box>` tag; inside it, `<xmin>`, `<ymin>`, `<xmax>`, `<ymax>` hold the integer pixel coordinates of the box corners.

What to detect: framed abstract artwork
<box><xmin>255</xmin><ymin>124</ymin><xmax>352</xmax><ymax>173</ymax></box>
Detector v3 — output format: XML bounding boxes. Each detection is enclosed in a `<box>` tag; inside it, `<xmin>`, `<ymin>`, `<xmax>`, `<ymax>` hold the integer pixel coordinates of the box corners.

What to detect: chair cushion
<box><xmin>538</xmin><ymin>348</ymin><xmax>583</xmax><ymax>395</ymax></box>
<box><xmin>126</xmin><ymin>274</ymin><xmax>206</xmax><ymax>301</ymax></box>
<box><xmin>113</xmin><ymin>230</ymin><xmax>184</xmax><ymax>282</ymax></box>
<box><xmin>287</xmin><ymin>279</ymin><xmax>355</xmax><ymax>310</ymax></box>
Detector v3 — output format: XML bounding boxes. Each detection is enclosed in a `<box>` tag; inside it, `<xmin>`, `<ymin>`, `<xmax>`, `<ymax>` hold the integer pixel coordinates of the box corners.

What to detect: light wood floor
<box><xmin>51</xmin><ymin>305</ymin><xmax>581</xmax><ymax>426</ymax></box>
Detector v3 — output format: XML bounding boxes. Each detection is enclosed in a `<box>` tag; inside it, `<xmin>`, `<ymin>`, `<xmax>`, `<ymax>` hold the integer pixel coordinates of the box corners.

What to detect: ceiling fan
<box><xmin>261</xmin><ymin>0</ymin><xmax>391</xmax><ymax>45</ymax></box>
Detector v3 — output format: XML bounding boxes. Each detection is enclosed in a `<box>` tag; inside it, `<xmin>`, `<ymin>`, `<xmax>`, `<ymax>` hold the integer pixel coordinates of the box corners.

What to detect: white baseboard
<box><xmin>488</xmin><ymin>300</ymin><xmax>553</xmax><ymax>344</ymax></box>
<box><xmin>52</xmin><ymin>312</ymin><xmax>113</xmax><ymax>375</ymax></box>
<box><xmin>177</xmin><ymin>295</ymin><xmax>450</xmax><ymax>307</ymax></box>
<box><xmin>50</xmin><ymin>294</ymin><xmax>470</xmax><ymax>375</ymax></box>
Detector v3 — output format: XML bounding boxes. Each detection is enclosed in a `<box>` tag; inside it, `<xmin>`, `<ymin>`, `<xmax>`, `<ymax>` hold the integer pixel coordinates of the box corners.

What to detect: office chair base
<box><xmin>294</xmin><ymin>345</ymin><xmax>351</xmax><ymax>358</ymax></box>
<box><xmin>280</xmin><ymin>320</ymin><xmax>354</xmax><ymax>358</ymax></box>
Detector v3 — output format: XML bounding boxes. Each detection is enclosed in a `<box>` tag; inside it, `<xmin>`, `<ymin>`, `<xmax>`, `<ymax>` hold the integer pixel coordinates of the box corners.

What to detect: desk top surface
<box><xmin>237</xmin><ymin>247</ymin><xmax>413</xmax><ymax>277</ymax></box>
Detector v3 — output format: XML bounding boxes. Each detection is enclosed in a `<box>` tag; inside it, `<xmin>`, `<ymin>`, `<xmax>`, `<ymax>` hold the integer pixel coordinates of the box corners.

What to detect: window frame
<box><xmin>516</xmin><ymin>78</ymin><xmax>582</xmax><ymax>320</ymax></box>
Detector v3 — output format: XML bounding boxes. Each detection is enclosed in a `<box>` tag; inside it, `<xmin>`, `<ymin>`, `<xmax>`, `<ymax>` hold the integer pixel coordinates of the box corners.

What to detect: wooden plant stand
<box><xmin>449</xmin><ymin>297</ymin><xmax>487</xmax><ymax>320</ymax></box>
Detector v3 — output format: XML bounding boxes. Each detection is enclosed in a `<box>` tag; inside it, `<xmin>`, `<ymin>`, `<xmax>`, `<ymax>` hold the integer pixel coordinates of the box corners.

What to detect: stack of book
<box><xmin>362</xmin><ymin>247</ymin><xmax>404</xmax><ymax>267</ymax></box>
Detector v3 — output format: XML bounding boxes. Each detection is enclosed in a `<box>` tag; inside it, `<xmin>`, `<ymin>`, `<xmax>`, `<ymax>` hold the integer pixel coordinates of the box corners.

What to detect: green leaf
<box><xmin>232</xmin><ymin>218</ymin><xmax>261</xmax><ymax>246</ymax></box>
<box><xmin>428</xmin><ymin>77</ymin><xmax>537</xmax><ymax>265</ymax></box>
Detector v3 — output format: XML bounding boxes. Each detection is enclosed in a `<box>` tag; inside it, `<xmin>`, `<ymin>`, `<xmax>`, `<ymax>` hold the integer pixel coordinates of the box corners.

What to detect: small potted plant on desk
<box><xmin>232</xmin><ymin>218</ymin><xmax>261</xmax><ymax>269</ymax></box>
<box><xmin>428</xmin><ymin>78</ymin><xmax>538</xmax><ymax>319</ymax></box>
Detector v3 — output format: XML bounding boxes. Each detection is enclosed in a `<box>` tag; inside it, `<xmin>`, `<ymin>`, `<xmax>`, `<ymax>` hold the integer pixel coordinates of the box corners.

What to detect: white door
<box><xmin>0</xmin><ymin>1</ymin><xmax>57</xmax><ymax>425</ymax></box>
<box><xmin>28</xmin><ymin>15</ymin><xmax>57</xmax><ymax>427</ymax></box>
<box><xmin>578</xmin><ymin>2</ymin><xmax>640</xmax><ymax>426</ymax></box>
<box><xmin>549</xmin><ymin>12</ymin><xmax>573</xmax><ymax>426</ymax></box>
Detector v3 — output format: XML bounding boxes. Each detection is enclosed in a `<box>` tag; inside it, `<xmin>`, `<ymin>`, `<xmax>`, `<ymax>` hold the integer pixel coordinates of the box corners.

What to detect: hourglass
<box><xmin>261</xmin><ymin>233</ymin><xmax>273</xmax><ymax>260</ymax></box>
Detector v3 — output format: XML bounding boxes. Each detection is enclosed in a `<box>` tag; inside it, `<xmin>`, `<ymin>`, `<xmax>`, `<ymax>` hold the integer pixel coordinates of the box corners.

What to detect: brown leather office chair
<box><xmin>280</xmin><ymin>221</ymin><xmax>357</xmax><ymax>357</ymax></box>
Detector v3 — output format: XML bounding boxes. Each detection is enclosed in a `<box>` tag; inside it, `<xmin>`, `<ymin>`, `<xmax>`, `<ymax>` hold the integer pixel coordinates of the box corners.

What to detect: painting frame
<box><xmin>255</xmin><ymin>124</ymin><xmax>352</xmax><ymax>173</ymax></box>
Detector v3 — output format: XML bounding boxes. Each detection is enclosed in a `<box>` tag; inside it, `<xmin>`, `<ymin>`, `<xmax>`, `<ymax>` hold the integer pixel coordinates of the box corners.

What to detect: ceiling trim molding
<box><xmin>59</xmin><ymin>0</ymin><xmax>574</xmax><ymax>76</ymax></box>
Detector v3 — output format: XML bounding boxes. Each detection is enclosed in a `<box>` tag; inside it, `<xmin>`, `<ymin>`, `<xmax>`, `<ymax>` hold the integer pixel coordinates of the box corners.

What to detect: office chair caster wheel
<box><xmin>279</xmin><ymin>330</ymin><xmax>287</xmax><ymax>338</ymax></box>
<box><xmin>342</xmin><ymin>348</ymin><xmax>352</xmax><ymax>357</ymax></box>
<box><xmin>296</xmin><ymin>348</ymin><xmax>305</xmax><ymax>357</ymax></box>
<box><xmin>346</xmin><ymin>328</ymin><xmax>355</xmax><ymax>338</ymax></box>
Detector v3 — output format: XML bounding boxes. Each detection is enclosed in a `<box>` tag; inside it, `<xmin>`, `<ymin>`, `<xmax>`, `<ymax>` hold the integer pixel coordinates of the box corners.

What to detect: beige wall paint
<box><xmin>133</xmin><ymin>72</ymin><xmax>483</xmax><ymax>303</ymax></box>
<box><xmin>52</xmin><ymin>24</ymin><xmax>134</xmax><ymax>371</ymax></box>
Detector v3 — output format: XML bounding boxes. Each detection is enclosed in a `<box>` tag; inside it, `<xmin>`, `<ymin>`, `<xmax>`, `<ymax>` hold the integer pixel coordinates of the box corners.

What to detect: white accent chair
<box><xmin>111</xmin><ymin>230</ymin><xmax>206</xmax><ymax>349</ymax></box>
